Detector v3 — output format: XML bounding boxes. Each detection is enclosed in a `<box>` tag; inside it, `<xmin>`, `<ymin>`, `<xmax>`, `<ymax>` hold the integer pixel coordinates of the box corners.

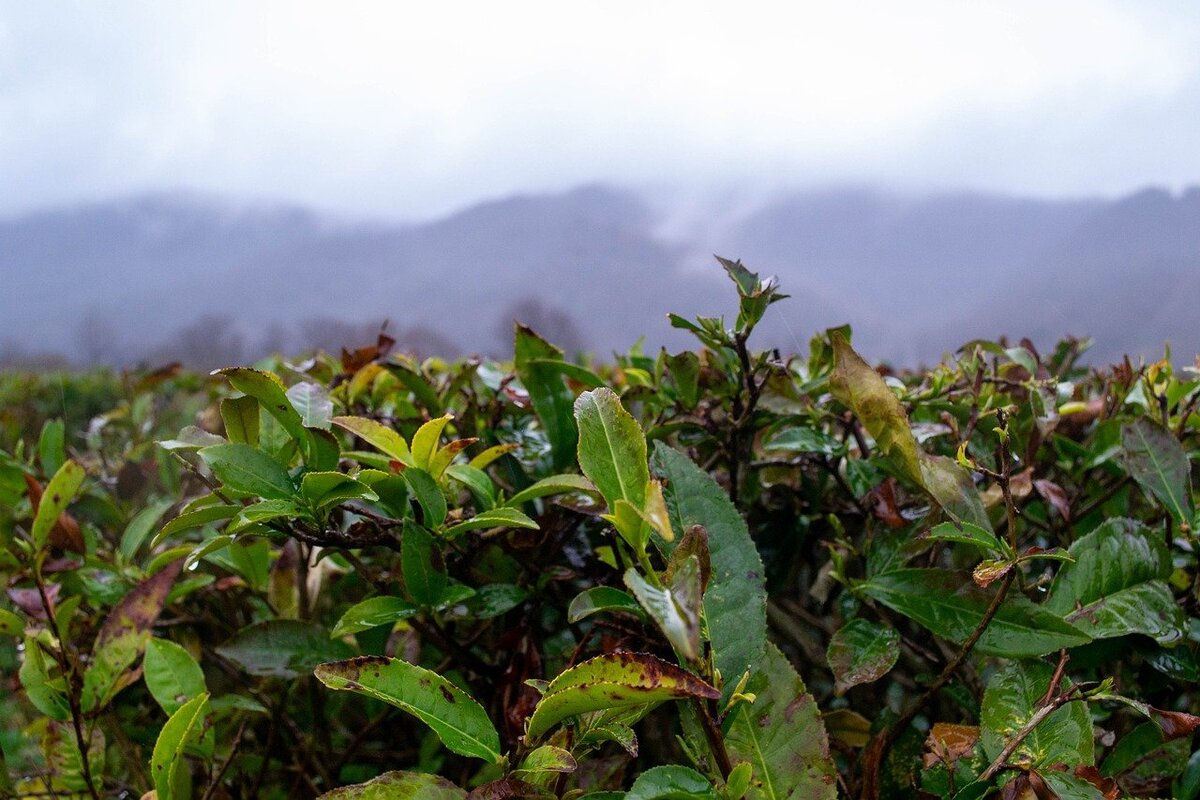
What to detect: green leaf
<box><xmin>574</xmin><ymin>388</ymin><xmax>649</xmax><ymax>513</ymax></box>
<box><xmin>525</xmin><ymin>652</ymin><xmax>718</xmax><ymax>740</ymax></box>
<box><xmin>444</xmin><ymin>463</ymin><xmax>495</xmax><ymax>510</ymax></box>
<box><xmin>0</xmin><ymin>608</ymin><xmax>22</xmax><ymax>636</ymax></box>
<box><xmin>652</xmin><ymin>443</ymin><xmax>767</xmax><ymax>704</ymax></box>
<box><xmin>300</xmin><ymin>471</ymin><xmax>379</xmax><ymax>509</ymax></box>
<box><xmin>1121</xmin><ymin>417</ymin><xmax>1194</xmax><ymax>525</ymax></box>
<box><xmin>664</xmin><ymin>350</ymin><xmax>701</xmax><ymax>407</ymax></box>
<box><xmin>858</xmin><ymin>568</ymin><xmax>1090</xmax><ymax>657</ymax></box>
<box><xmin>152</xmin><ymin>504</ymin><xmax>239</xmax><ymax>548</ymax></box>
<box><xmin>467</xmin><ymin>443</ymin><xmax>519</xmax><ymax>470</ymax></box>
<box><xmin>411</xmin><ymin>414</ymin><xmax>453</xmax><ymax>471</ymax></box>
<box><xmin>404</xmin><ymin>467</ymin><xmax>447</xmax><ymax>528</ymax></box>
<box><xmin>315</xmin><ymin>656</ymin><xmax>502</xmax><ymax>763</ymax></box>
<box><xmin>626</xmin><ymin>765</ymin><xmax>716</xmax><ymax>800</ymax></box>
<box><xmin>150</xmin><ymin>692</ymin><xmax>211</xmax><ymax>800</ymax></box>
<box><xmin>723</xmin><ymin>643</ymin><xmax>837</xmax><ymax>800</ymax></box>
<box><xmin>386</xmin><ymin>359</ymin><xmax>444</xmax><ymax>416</ymax></box>
<box><xmin>826</xmin><ymin>618</ymin><xmax>901</xmax><ymax>696</ymax></box>
<box><xmin>567</xmin><ymin>586</ymin><xmax>646</xmax><ymax>623</ymax></box>
<box><xmin>20</xmin><ymin>634</ymin><xmax>70</xmax><ymax>720</ymax></box>
<box><xmin>524</xmin><ymin>358</ymin><xmax>606</xmax><ymax>388</ymax></box>
<box><xmin>918</xmin><ymin>453</ymin><xmax>992</xmax><ymax>531</ymax></box>
<box><xmin>144</xmin><ymin>638</ymin><xmax>207</xmax><ymax>715</ymax></box>
<box><xmin>926</xmin><ymin>521</ymin><xmax>1010</xmax><ymax>558</ymax></box>
<box><xmin>316</xmin><ymin>770</ymin><xmax>466</xmax><ymax>799</ymax></box>
<box><xmin>38</xmin><ymin>419</ymin><xmax>65</xmax><ymax>475</ymax></box>
<box><xmin>287</xmin><ymin>381</ymin><xmax>333</xmax><ymax>430</ymax></box>
<box><xmin>504</xmin><ymin>474</ymin><xmax>598</xmax><ymax>507</ymax></box>
<box><xmin>1045</xmin><ymin>518</ymin><xmax>1186</xmax><ymax>644</ymax></box>
<box><xmin>332</xmin><ymin>415</ymin><xmax>412</xmax><ymax>464</ymax></box>
<box><xmin>829</xmin><ymin>331</ymin><xmax>922</xmax><ymax>485</ymax></box>
<box><xmin>460</xmin><ymin>584</ymin><xmax>529</xmax><ymax>619</ymax></box>
<box><xmin>199</xmin><ymin>443</ymin><xmax>295</xmax><ymax>500</ymax></box>
<box><xmin>157</xmin><ymin>425</ymin><xmax>226</xmax><ymax>452</ymax></box>
<box><xmin>220</xmin><ymin>395</ymin><xmax>260</xmax><ymax>445</ymax></box>
<box><xmin>217</xmin><ymin>620</ymin><xmax>352</xmax><ymax>678</ymax></box>
<box><xmin>120</xmin><ymin>499</ymin><xmax>175</xmax><ymax>560</ymax></box>
<box><xmin>31</xmin><ymin>459</ymin><xmax>86</xmax><ymax>550</ymax></box>
<box><xmin>332</xmin><ymin>596</ymin><xmax>418</xmax><ymax>637</ymax></box>
<box><xmin>763</xmin><ymin>425</ymin><xmax>843</xmax><ymax>456</ymax></box>
<box><xmin>444</xmin><ymin>507</ymin><xmax>539</xmax><ymax>538</ymax></box>
<box><xmin>515</xmin><ymin>324</ymin><xmax>578</xmax><ymax>471</ymax></box>
<box><xmin>216</xmin><ymin>367</ymin><xmax>314</xmax><ymax>461</ymax></box>
<box><xmin>402</xmin><ymin>523</ymin><xmax>447</xmax><ymax>606</ymax></box>
<box><xmin>514</xmin><ymin>745</ymin><xmax>578</xmax><ymax>784</ymax></box>
<box><xmin>980</xmin><ymin>660</ymin><xmax>1093</xmax><ymax>769</ymax></box>
<box><xmin>625</xmin><ymin>565</ymin><xmax>700</xmax><ymax>662</ymax></box>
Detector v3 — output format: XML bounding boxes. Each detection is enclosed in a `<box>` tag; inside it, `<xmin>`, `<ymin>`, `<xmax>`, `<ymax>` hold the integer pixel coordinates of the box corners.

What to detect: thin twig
<box><xmin>978</xmin><ymin>688</ymin><xmax>1079</xmax><ymax>782</ymax></box>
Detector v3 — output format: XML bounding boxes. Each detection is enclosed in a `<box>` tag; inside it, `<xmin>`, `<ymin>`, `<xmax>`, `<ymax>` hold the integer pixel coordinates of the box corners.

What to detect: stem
<box><xmin>201</xmin><ymin>719</ymin><xmax>247</xmax><ymax>800</ymax></box>
<box><xmin>978</xmin><ymin>689</ymin><xmax>1078</xmax><ymax>782</ymax></box>
<box><xmin>33</xmin><ymin>563</ymin><xmax>101</xmax><ymax>800</ymax></box>
<box><xmin>693</xmin><ymin>698</ymin><xmax>734</xmax><ymax>779</ymax></box>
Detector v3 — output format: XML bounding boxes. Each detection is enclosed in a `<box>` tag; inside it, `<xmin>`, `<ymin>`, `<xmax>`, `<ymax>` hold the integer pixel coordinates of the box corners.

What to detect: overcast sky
<box><xmin>2</xmin><ymin>1</ymin><xmax>1199</xmax><ymax>219</ymax></box>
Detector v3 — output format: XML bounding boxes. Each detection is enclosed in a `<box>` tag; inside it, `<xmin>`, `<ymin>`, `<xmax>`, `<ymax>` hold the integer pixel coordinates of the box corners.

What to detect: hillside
<box><xmin>2</xmin><ymin>184</ymin><xmax>1197</xmax><ymax>367</ymax></box>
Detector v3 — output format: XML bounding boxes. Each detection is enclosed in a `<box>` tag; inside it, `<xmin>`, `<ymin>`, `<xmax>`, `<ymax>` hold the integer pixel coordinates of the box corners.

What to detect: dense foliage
<box><xmin>3</xmin><ymin>260</ymin><xmax>1200</xmax><ymax>799</ymax></box>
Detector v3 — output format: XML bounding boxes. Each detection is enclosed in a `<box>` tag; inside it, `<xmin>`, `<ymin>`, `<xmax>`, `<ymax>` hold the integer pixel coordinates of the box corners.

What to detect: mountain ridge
<box><xmin>2</xmin><ymin>183</ymin><xmax>1196</xmax><ymax>368</ymax></box>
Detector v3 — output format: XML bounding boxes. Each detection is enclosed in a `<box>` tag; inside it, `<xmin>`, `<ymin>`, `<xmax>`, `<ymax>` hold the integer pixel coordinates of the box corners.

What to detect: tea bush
<box><xmin>2</xmin><ymin>259</ymin><xmax>1199</xmax><ymax>799</ymax></box>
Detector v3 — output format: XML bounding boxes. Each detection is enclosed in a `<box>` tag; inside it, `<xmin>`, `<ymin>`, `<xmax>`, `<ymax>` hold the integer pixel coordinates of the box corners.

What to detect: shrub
<box><xmin>1</xmin><ymin>259</ymin><xmax>1199</xmax><ymax>799</ymax></box>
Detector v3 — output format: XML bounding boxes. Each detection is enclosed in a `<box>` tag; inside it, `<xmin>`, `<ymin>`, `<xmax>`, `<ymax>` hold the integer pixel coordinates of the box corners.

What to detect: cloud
<box><xmin>1</xmin><ymin>1</ymin><xmax>1198</xmax><ymax>217</ymax></box>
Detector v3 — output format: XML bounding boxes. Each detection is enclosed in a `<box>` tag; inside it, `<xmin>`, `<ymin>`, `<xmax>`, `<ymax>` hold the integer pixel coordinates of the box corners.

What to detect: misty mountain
<box><xmin>1</xmin><ymin>184</ymin><xmax>1197</xmax><ymax>369</ymax></box>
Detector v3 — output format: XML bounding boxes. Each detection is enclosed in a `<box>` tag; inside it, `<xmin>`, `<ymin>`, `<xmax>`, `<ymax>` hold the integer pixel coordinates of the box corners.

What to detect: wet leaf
<box><xmin>144</xmin><ymin>638</ymin><xmax>206</xmax><ymax>715</ymax></box>
<box><xmin>150</xmin><ymin>692</ymin><xmax>210</xmax><ymax>800</ymax></box>
<box><xmin>216</xmin><ymin>367</ymin><xmax>314</xmax><ymax>462</ymax></box>
<box><xmin>1045</xmin><ymin>518</ymin><xmax>1185</xmax><ymax>644</ymax></box>
<box><xmin>723</xmin><ymin>643</ymin><xmax>837</xmax><ymax>800</ymax></box>
<box><xmin>859</xmin><ymin>568</ymin><xmax>1090</xmax><ymax>657</ymax></box>
<box><xmin>317</xmin><ymin>770</ymin><xmax>466</xmax><ymax>799</ymax></box>
<box><xmin>515</xmin><ymin>324</ymin><xmax>577</xmax><ymax>471</ymax></box>
<box><xmin>287</xmin><ymin>381</ymin><xmax>333</xmax><ymax>430</ymax></box>
<box><xmin>30</xmin><ymin>460</ymin><xmax>86</xmax><ymax>551</ymax></box>
<box><xmin>315</xmin><ymin>656</ymin><xmax>502</xmax><ymax>763</ymax></box>
<box><xmin>83</xmin><ymin>560</ymin><xmax>183</xmax><ymax>712</ymax></box>
<box><xmin>652</xmin><ymin>443</ymin><xmax>767</xmax><ymax>704</ymax></box>
<box><xmin>220</xmin><ymin>394</ymin><xmax>260</xmax><ymax>445</ymax></box>
<box><xmin>626</xmin><ymin>765</ymin><xmax>716</xmax><ymax>799</ymax></box>
<box><xmin>217</xmin><ymin>620</ymin><xmax>352</xmax><ymax>678</ymax></box>
<box><xmin>199</xmin><ymin>443</ymin><xmax>295</xmax><ymax>500</ymax></box>
<box><xmin>332</xmin><ymin>415</ymin><xmax>412</xmax><ymax>464</ymax></box>
<box><xmin>981</xmin><ymin>661</ymin><xmax>1093</xmax><ymax>769</ymax></box>
<box><xmin>411</xmin><ymin>414</ymin><xmax>454</xmax><ymax>471</ymax></box>
<box><xmin>625</xmin><ymin>564</ymin><xmax>700</xmax><ymax>662</ymax></box>
<box><xmin>444</xmin><ymin>508</ymin><xmax>539</xmax><ymax>538</ymax></box>
<box><xmin>1121</xmin><ymin>417</ymin><xmax>1193</xmax><ymax>526</ymax></box>
<box><xmin>504</xmin><ymin>474</ymin><xmax>598</xmax><ymax>508</ymax></box>
<box><xmin>575</xmin><ymin>388</ymin><xmax>649</xmax><ymax>516</ymax></box>
<box><xmin>566</xmin><ymin>586</ymin><xmax>646</xmax><ymax>623</ymax></box>
<box><xmin>826</xmin><ymin>618</ymin><xmax>901</xmax><ymax>695</ymax></box>
<box><xmin>829</xmin><ymin>331</ymin><xmax>922</xmax><ymax>486</ymax></box>
<box><xmin>525</xmin><ymin>652</ymin><xmax>717</xmax><ymax>740</ymax></box>
<box><xmin>332</xmin><ymin>596</ymin><xmax>418</xmax><ymax>637</ymax></box>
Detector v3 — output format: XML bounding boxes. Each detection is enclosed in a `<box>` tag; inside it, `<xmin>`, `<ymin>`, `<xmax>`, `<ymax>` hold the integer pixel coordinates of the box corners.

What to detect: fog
<box><xmin>2</xmin><ymin>2</ymin><xmax>1199</xmax><ymax>366</ymax></box>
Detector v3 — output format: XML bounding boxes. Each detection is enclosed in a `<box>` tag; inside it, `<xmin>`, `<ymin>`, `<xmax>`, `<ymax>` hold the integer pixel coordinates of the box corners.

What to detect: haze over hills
<box><xmin>2</xmin><ymin>183</ymin><xmax>1197</xmax><ymax>369</ymax></box>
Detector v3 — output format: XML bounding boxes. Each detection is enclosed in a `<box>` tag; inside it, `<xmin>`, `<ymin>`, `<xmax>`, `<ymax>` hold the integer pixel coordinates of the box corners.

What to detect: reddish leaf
<box><xmin>7</xmin><ymin>584</ymin><xmax>58</xmax><ymax>619</ymax></box>
<box><xmin>23</xmin><ymin>474</ymin><xmax>84</xmax><ymax>553</ymax></box>
<box><xmin>1034</xmin><ymin>479</ymin><xmax>1071</xmax><ymax>521</ymax></box>
<box><xmin>465</xmin><ymin>779</ymin><xmax>550</xmax><ymax>800</ymax></box>
<box><xmin>95</xmin><ymin>560</ymin><xmax>183</xmax><ymax>651</ymax></box>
